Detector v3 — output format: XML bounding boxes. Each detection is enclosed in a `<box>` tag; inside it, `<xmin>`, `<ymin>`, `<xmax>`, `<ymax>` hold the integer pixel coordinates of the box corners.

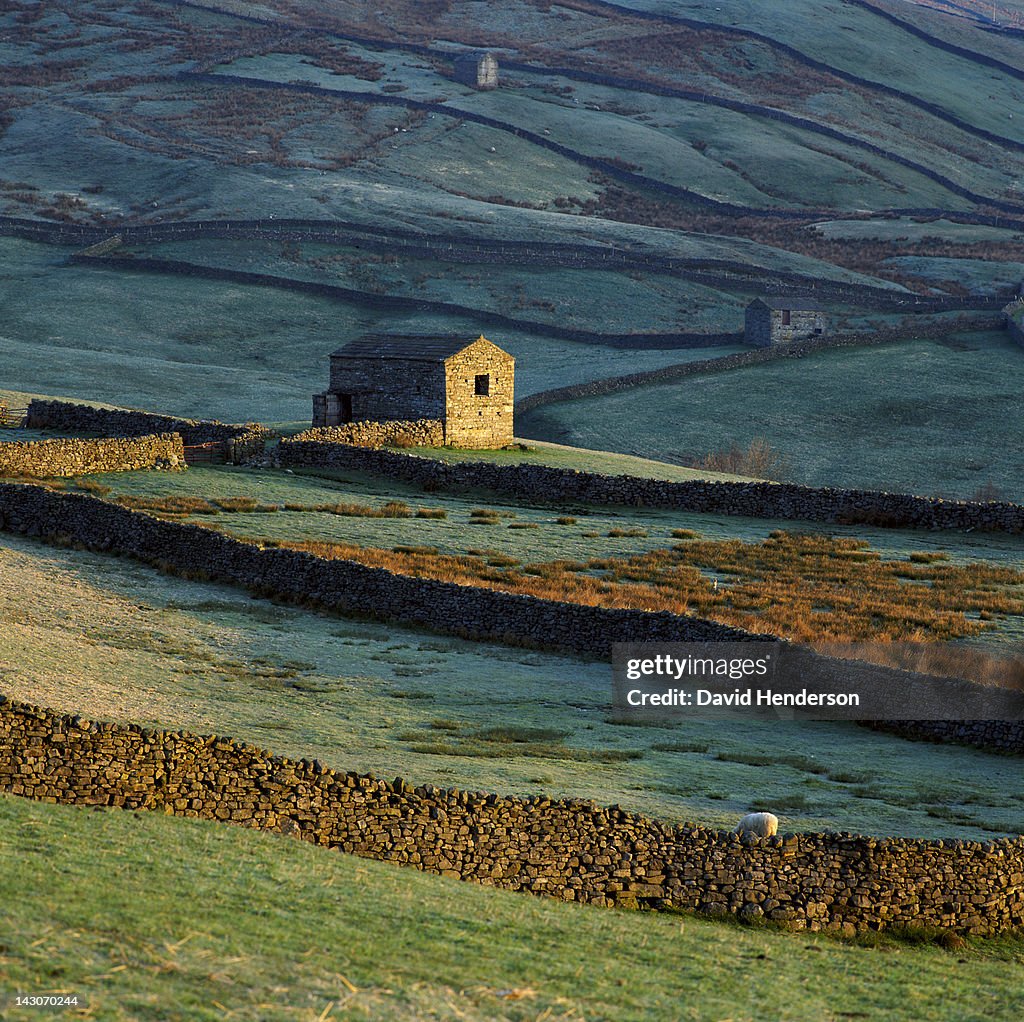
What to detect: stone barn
<box><xmin>312</xmin><ymin>334</ymin><xmax>515</xmax><ymax>448</ymax></box>
<box><xmin>453</xmin><ymin>51</ymin><xmax>499</xmax><ymax>89</ymax></box>
<box><xmin>745</xmin><ymin>298</ymin><xmax>829</xmax><ymax>347</ymax></box>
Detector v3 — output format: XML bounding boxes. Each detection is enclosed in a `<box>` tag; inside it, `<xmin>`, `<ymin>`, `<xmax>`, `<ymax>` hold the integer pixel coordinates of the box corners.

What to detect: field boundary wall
<box><xmin>1</xmin><ymin>696</ymin><xmax>1021</xmax><ymax>935</ymax></box>
<box><xmin>1</xmin><ymin>481</ymin><xmax>1021</xmax><ymax>760</ymax></box>
<box><xmin>0</xmin><ymin>433</ymin><xmax>184</xmax><ymax>477</ymax></box>
<box><xmin>514</xmin><ymin>313</ymin><xmax>1005</xmax><ymax>412</ymax></box>
<box><xmin>865</xmin><ymin>720</ymin><xmax>1024</xmax><ymax>754</ymax></box>
<box><xmin>276</xmin><ymin>437</ymin><xmax>1024</xmax><ymax>536</ymax></box>
<box><xmin>25</xmin><ymin>400</ymin><xmax>268</xmax><ymax>464</ymax></box>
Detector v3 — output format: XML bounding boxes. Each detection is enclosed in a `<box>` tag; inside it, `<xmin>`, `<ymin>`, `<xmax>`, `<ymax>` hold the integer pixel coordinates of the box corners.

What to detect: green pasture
<box><xmin>619</xmin><ymin>0</ymin><xmax>1024</xmax><ymax>149</ymax></box>
<box><xmin>222</xmin><ymin>48</ymin><xmax>974</xmax><ymax>212</ymax></box>
<box><xmin>882</xmin><ymin>256</ymin><xmax>1024</xmax><ymax>294</ymax></box>
<box><xmin>3</xmin><ymin>795</ymin><xmax>1022</xmax><ymax>1022</ymax></box>
<box><xmin>2</xmin><ymin>529</ymin><xmax>1023</xmax><ymax>841</ymax></box>
<box><xmin>0</xmin><ymin>237</ymin><xmax>731</xmax><ymax>420</ymax></box>
<box><xmin>520</xmin><ymin>330</ymin><xmax>1024</xmax><ymax>503</ymax></box>
<box><xmin>812</xmin><ymin>218</ymin><xmax>1024</xmax><ymax>244</ymax></box>
<box><xmin>129</xmin><ymin>237</ymin><xmax>751</xmax><ymax>334</ymax></box>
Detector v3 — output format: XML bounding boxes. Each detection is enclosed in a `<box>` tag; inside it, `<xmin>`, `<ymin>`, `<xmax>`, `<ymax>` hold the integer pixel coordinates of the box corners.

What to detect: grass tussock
<box><xmin>115</xmin><ymin>494</ymin><xmax>415</xmax><ymax>518</ymax></box>
<box><xmin>72</xmin><ymin>477</ymin><xmax>112</xmax><ymax>496</ymax></box>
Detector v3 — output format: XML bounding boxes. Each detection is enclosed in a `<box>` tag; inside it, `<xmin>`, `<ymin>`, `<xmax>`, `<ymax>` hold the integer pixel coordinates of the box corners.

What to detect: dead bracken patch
<box><xmin>244</xmin><ymin>530</ymin><xmax>1024</xmax><ymax>654</ymax></box>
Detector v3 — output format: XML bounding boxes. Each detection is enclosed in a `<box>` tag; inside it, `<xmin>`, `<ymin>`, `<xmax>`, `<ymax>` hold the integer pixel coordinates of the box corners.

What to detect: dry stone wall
<box><xmin>1006</xmin><ymin>307</ymin><xmax>1024</xmax><ymax>348</ymax></box>
<box><xmin>866</xmin><ymin>720</ymin><xmax>1024</xmax><ymax>755</ymax></box>
<box><xmin>0</xmin><ymin>481</ymin><xmax>758</xmax><ymax>656</ymax></box>
<box><xmin>0</xmin><ymin>433</ymin><xmax>185</xmax><ymax>477</ymax></box>
<box><xmin>1</xmin><ymin>696</ymin><xmax>1021</xmax><ymax>936</ymax></box>
<box><xmin>294</xmin><ymin>420</ymin><xmax>445</xmax><ymax>448</ymax></box>
<box><xmin>515</xmin><ymin>313</ymin><xmax>1006</xmax><ymax>414</ymax></box>
<box><xmin>26</xmin><ymin>400</ymin><xmax>268</xmax><ymax>463</ymax></box>
<box><xmin>276</xmin><ymin>442</ymin><xmax>1024</xmax><ymax>535</ymax></box>
<box><xmin>1</xmin><ymin>481</ymin><xmax>1021</xmax><ymax>758</ymax></box>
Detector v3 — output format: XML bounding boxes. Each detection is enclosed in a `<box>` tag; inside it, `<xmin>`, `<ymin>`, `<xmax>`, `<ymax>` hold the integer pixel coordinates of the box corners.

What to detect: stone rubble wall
<box><xmin>0</xmin><ymin>433</ymin><xmax>185</xmax><ymax>477</ymax></box>
<box><xmin>0</xmin><ymin>480</ymin><xmax>1021</xmax><ymax>759</ymax></box>
<box><xmin>275</xmin><ymin>441</ymin><xmax>1024</xmax><ymax>535</ymax></box>
<box><xmin>0</xmin><ymin>481</ymin><xmax>758</xmax><ymax>655</ymax></box>
<box><xmin>25</xmin><ymin>400</ymin><xmax>268</xmax><ymax>464</ymax></box>
<box><xmin>865</xmin><ymin>720</ymin><xmax>1024</xmax><ymax>755</ymax></box>
<box><xmin>296</xmin><ymin>420</ymin><xmax>446</xmax><ymax>448</ymax></box>
<box><xmin>1</xmin><ymin>696</ymin><xmax>1021</xmax><ymax>935</ymax></box>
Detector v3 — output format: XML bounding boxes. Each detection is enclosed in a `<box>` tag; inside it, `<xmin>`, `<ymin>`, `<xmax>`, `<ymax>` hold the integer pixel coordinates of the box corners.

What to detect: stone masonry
<box><xmin>1</xmin><ymin>696</ymin><xmax>1022</xmax><ymax>936</ymax></box>
<box><xmin>313</xmin><ymin>335</ymin><xmax>514</xmax><ymax>448</ymax></box>
<box><xmin>0</xmin><ymin>433</ymin><xmax>185</xmax><ymax>477</ymax></box>
<box><xmin>25</xmin><ymin>400</ymin><xmax>268</xmax><ymax>464</ymax></box>
<box><xmin>745</xmin><ymin>298</ymin><xmax>829</xmax><ymax>347</ymax></box>
<box><xmin>453</xmin><ymin>51</ymin><xmax>499</xmax><ymax>89</ymax></box>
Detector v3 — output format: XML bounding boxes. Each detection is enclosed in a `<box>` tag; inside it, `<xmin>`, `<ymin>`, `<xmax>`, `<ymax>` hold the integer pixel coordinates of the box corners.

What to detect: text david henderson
<box><xmin>626</xmin><ymin>688</ymin><xmax>861</xmax><ymax>707</ymax></box>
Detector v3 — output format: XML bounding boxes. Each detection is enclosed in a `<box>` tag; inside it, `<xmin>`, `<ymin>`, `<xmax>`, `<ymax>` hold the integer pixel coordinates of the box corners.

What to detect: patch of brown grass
<box><xmin>248</xmin><ymin>530</ymin><xmax>1024</xmax><ymax>651</ymax></box>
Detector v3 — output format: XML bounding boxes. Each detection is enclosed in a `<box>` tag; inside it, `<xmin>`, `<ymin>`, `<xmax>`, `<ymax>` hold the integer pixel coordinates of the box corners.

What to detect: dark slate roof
<box><xmin>454</xmin><ymin>50</ymin><xmax>496</xmax><ymax>64</ymax></box>
<box><xmin>331</xmin><ymin>334</ymin><xmax>483</xmax><ymax>361</ymax></box>
<box><xmin>748</xmin><ymin>297</ymin><xmax>826</xmax><ymax>312</ymax></box>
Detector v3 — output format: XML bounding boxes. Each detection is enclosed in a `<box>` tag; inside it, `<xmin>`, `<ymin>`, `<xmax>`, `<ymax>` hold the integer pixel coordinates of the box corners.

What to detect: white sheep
<box><xmin>735</xmin><ymin>812</ymin><xmax>779</xmax><ymax>839</ymax></box>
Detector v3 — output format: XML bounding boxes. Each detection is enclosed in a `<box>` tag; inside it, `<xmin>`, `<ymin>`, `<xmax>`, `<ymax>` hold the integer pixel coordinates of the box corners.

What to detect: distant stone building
<box><xmin>453</xmin><ymin>51</ymin><xmax>499</xmax><ymax>89</ymax></box>
<box><xmin>1004</xmin><ymin>298</ymin><xmax>1024</xmax><ymax>347</ymax></box>
<box><xmin>312</xmin><ymin>334</ymin><xmax>515</xmax><ymax>448</ymax></box>
<box><xmin>745</xmin><ymin>298</ymin><xmax>828</xmax><ymax>347</ymax></box>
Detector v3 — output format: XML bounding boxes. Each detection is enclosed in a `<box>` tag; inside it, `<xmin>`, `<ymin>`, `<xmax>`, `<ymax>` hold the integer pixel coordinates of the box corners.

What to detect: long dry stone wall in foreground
<box><xmin>1</xmin><ymin>697</ymin><xmax>1021</xmax><ymax>935</ymax></box>
<box><xmin>26</xmin><ymin>400</ymin><xmax>268</xmax><ymax>463</ymax></box>
<box><xmin>276</xmin><ymin>441</ymin><xmax>1024</xmax><ymax>535</ymax></box>
<box><xmin>0</xmin><ymin>433</ymin><xmax>185</xmax><ymax>477</ymax></box>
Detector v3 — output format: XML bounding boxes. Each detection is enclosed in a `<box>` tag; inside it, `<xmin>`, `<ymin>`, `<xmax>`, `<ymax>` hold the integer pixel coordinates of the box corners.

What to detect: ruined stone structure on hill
<box><xmin>745</xmin><ymin>297</ymin><xmax>829</xmax><ymax>347</ymax></box>
<box><xmin>312</xmin><ymin>335</ymin><xmax>515</xmax><ymax>448</ymax></box>
<box><xmin>453</xmin><ymin>51</ymin><xmax>499</xmax><ymax>89</ymax></box>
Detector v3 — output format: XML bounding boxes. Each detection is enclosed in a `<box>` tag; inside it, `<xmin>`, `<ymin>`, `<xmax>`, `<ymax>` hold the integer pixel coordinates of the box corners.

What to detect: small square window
<box><xmin>475</xmin><ymin>374</ymin><xmax>490</xmax><ymax>396</ymax></box>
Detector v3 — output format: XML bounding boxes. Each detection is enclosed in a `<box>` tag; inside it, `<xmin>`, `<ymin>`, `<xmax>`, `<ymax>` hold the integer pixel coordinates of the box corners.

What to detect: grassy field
<box><xmin>133</xmin><ymin>236</ymin><xmax>755</xmax><ymax>334</ymax></box>
<box><xmin>0</xmin><ymin>238</ymin><xmax>743</xmax><ymax>421</ymax></box>
<box><xmin>3</xmin><ymin>794</ymin><xmax>1022</xmax><ymax>1022</ymax></box>
<box><xmin>214</xmin><ymin>45</ymin><xmax>994</xmax><ymax>212</ymax></box>
<box><xmin>3</xmin><ymin>530</ymin><xmax>1023</xmax><ymax>840</ymax></box>
<box><xmin>3</xmin><ymin>2</ymin><xmax>1024</xmax><ymax>1011</ymax></box>
<box><xmin>661</xmin><ymin>0</ymin><xmax>1024</xmax><ymax>145</ymax></box>
<box><xmin>520</xmin><ymin>330</ymin><xmax>1024</xmax><ymax>502</ymax></box>
<box><xmin>63</xmin><ymin>461</ymin><xmax>1024</xmax><ymax>653</ymax></box>
<box><xmin>373</xmin><ymin>437</ymin><xmax>756</xmax><ymax>481</ymax></box>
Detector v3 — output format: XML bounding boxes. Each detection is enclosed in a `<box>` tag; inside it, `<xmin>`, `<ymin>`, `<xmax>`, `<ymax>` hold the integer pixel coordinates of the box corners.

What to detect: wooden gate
<box><xmin>182</xmin><ymin>441</ymin><xmax>227</xmax><ymax>465</ymax></box>
<box><xmin>0</xmin><ymin>406</ymin><xmax>28</xmax><ymax>428</ymax></box>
